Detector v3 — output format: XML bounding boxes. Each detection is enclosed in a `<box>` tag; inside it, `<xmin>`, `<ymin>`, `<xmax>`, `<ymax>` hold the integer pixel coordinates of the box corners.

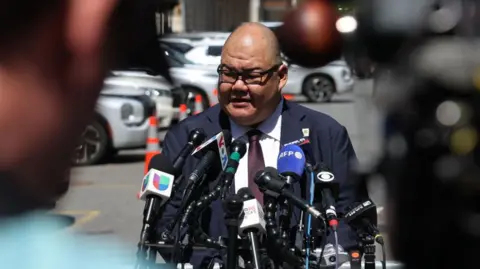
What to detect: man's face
<box><xmin>218</xmin><ymin>41</ymin><xmax>288</xmax><ymax>126</ymax></box>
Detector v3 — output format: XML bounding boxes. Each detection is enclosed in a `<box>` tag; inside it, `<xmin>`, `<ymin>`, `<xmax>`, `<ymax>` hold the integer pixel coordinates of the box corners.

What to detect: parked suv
<box><xmin>73</xmin><ymin>86</ymin><xmax>156</xmax><ymax>165</ymax></box>
<box><xmin>107</xmin><ymin>72</ymin><xmax>176</xmax><ymax>128</ymax></box>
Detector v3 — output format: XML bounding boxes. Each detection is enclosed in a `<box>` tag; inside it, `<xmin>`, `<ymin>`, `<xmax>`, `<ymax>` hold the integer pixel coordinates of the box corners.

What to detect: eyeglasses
<box><xmin>217</xmin><ymin>64</ymin><xmax>281</xmax><ymax>85</ymax></box>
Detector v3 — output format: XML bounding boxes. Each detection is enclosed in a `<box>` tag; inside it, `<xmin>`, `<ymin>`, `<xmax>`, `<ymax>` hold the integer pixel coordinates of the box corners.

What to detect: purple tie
<box><xmin>247</xmin><ymin>129</ymin><xmax>265</xmax><ymax>205</ymax></box>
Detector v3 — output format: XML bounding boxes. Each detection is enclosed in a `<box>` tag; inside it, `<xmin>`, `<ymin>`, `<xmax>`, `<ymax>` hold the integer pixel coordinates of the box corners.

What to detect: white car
<box><xmin>74</xmin><ymin>90</ymin><xmax>156</xmax><ymax>165</ymax></box>
<box><xmin>162</xmin><ymin>44</ymin><xmax>219</xmax><ymax>111</ymax></box>
<box><xmin>106</xmin><ymin>73</ymin><xmax>175</xmax><ymax>128</ymax></box>
<box><xmin>183</xmin><ymin>39</ymin><xmax>226</xmax><ymax>66</ymax></box>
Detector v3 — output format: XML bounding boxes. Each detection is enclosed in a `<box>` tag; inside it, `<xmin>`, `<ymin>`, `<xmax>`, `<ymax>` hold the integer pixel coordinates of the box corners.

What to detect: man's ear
<box><xmin>65</xmin><ymin>0</ymin><xmax>118</xmax><ymax>56</ymax></box>
<box><xmin>278</xmin><ymin>64</ymin><xmax>288</xmax><ymax>91</ymax></box>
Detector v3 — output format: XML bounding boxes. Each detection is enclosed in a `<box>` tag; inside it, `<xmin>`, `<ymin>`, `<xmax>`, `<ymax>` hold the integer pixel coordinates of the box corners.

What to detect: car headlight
<box><xmin>144</xmin><ymin>88</ymin><xmax>161</xmax><ymax>97</ymax></box>
<box><xmin>342</xmin><ymin>68</ymin><xmax>352</xmax><ymax>80</ymax></box>
<box><xmin>120</xmin><ymin>103</ymin><xmax>143</xmax><ymax>126</ymax></box>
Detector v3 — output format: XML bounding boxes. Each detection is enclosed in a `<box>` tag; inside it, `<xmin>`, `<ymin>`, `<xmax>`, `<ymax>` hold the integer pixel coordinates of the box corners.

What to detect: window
<box><xmin>207</xmin><ymin>46</ymin><xmax>223</xmax><ymax>57</ymax></box>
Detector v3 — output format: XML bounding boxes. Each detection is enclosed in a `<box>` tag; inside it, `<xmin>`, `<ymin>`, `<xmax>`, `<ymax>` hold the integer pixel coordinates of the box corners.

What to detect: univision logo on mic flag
<box><xmin>153</xmin><ymin>174</ymin><xmax>171</xmax><ymax>191</ymax></box>
<box><xmin>141</xmin><ymin>171</ymin><xmax>171</xmax><ymax>192</ymax></box>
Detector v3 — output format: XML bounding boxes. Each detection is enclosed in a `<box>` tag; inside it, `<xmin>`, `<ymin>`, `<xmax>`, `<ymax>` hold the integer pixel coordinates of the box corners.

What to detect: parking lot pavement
<box><xmin>57</xmin><ymin>79</ymin><xmax>393</xmax><ymax>260</ymax></box>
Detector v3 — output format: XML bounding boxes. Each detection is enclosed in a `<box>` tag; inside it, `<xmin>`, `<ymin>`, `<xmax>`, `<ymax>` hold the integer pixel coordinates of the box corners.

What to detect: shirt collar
<box><xmin>230</xmin><ymin>99</ymin><xmax>283</xmax><ymax>141</ymax></box>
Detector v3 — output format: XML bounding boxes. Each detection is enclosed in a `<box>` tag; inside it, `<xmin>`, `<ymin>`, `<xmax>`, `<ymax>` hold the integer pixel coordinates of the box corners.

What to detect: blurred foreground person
<box><xmin>0</xmin><ymin>0</ymin><xmax>170</xmax><ymax>268</ymax></box>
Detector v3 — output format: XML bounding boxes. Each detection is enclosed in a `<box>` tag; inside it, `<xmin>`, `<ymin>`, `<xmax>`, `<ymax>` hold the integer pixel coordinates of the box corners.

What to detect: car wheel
<box><xmin>302</xmin><ymin>75</ymin><xmax>335</xmax><ymax>103</ymax></box>
<box><xmin>183</xmin><ymin>87</ymin><xmax>210</xmax><ymax>114</ymax></box>
<box><xmin>73</xmin><ymin>120</ymin><xmax>109</xmax><ymax>166</ymax></box>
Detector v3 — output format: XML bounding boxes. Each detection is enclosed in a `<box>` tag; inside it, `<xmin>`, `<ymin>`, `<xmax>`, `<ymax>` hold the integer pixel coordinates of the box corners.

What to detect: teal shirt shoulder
<box><xmin>0</xmin><ymin>212</ymin><xmax>135</xmax><ymax>269</ymax></box>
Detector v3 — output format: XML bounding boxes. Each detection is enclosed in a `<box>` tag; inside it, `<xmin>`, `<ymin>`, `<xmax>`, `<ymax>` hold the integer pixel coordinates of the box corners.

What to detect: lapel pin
<box><xmin>302</xmin><ymin>128</ymin><xmax>310</xmax><ymax>137</ymax></box>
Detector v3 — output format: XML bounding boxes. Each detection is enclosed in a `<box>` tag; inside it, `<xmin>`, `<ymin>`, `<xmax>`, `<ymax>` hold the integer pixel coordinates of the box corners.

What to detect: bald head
<box><xmin>223</xmin><ymin>22</ymin><xmax>282</xmax><ymax>66</ymax></box>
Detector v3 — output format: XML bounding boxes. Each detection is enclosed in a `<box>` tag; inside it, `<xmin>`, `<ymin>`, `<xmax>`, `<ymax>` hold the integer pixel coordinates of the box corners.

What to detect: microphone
<box><xmin>180</xmin><ymin>139</ymin><xmax>247</xmax><ymax>229</ymax></box>
<box><xmin>277</xmin><ymin>144</ymin><xmax>305</xmax><ymax>243</ymax></box>
<box><xmin>183</xmin><ymin>130</ymin><xmax>232</xmax><ymax>201</ymax></box>
<box><xmin>138</xmin><ymin>154</ymin><xmax>175</xmax><ymax>245</ymax></box>
<box><xmin>314</xmin><ymin>163</ymin><xmax>340</xmax><ymax>230</ymax></box>
<box><xmin>344</xmin><ymin>199</ymin><xmax>383</xmax><ymax>245</ymax></box>
<box><xmin>223</xmin><ymin>194</ymin><xmax>244</xmax><ymax>269</ymax></box>
<box><xmin>172</xmin><ymin>128</ymin><xmax>206</xmax><ymax>175</ymax></box>
<box><xmin>161</xmin><ymin>131</ymin><xmax>232</xmax><ymax>243</ymax></box>
<box><xmin>254</xmin><ymin>167</ymin><xmax>325</xmax><ymax>222</ymax></box>
<box><xmin>238</xmin><ymin>188</ymin><xmax>265</xmax><ymax>269</ymax></box>
<box><xmin>277</xmin><ymin>144</ymin><xmax>305</xmax><ymax>184</ymax></box>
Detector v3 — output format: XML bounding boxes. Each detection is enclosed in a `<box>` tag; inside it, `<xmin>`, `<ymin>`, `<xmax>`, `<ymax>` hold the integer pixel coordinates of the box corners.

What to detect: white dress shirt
<box><xmin>230</xmin><ymin>100</ymin><xmax>284</xmax><ymax>194</ymax></box>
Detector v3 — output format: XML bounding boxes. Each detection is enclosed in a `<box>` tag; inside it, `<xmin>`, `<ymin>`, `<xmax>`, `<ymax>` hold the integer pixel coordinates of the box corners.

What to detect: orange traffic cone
<box><xmin>283</xmin><ymin>94</ymin><xmax>294</xmax><ymax>101</ymax></box>
<box><xmin>193</xmin><ymin>94</ymin><xmax>204</xmax><ymax>115</ymax></box>
<box><xmin>179</xmin><ymin>104</ymin><xmax>188</xmax><ymax>121</ymax></box>
<box><xmin>144</xmin><ymin>116</ymin><xmax>161</xmax><ymax>174</ymax></box>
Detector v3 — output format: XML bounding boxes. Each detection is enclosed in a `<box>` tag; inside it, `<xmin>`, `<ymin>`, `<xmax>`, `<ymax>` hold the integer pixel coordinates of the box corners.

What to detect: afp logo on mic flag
<box><xmin>278</xmin><ymin>150</ymin><xmax>303</xmax><ymax>160</ymax></box>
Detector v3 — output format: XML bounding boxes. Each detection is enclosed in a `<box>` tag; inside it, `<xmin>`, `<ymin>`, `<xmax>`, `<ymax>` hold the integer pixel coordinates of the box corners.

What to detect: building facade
<box><xmin>173</xmin><ymin>0</ymin><xmax>352</xmax><ymax>33</ymax></box>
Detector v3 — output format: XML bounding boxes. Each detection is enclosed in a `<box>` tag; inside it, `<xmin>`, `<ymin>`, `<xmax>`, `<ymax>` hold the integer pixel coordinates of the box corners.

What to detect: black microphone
<box><xmin>223</xmin><ymin>194</ymin><xmax>244</xmax><ymax>269</ymax></box>
<box><xmin>161</xmin><ymin>130</ymin><xmax>232</xmax><ymax>242</ymax></box>
<box><xmin>254</xmin><ymin>167</ymin><xmax>324</xmax><ymax>222</ymax></box>
<box><xmin>180</xmin><ymin>139</ymin><xmax>247</xmax><ymax>229</ymax></box>
<box><xmin>138</xmin><ymin>154</ymin><xmax>176</xmax><ymax>243</ymax></box>
<box><xmin>276</xmin><ymin>144</ymin><xmax>306</xmax><ymax>243</ymax></box>
<box><xmin>344</xmin><ymin>199</ymin><xmax>383</xmax><ymax>245</ymax></box>
<box><xmin>237</xmin><ymin>188</ymin><xmax>265</xmax><ymax>269</ymax></box>
<box><xmin>182</xmin><ymin>130</ymin><xmax>232</xmax><ymax>204</ymax></box>
<box><xmin>136</xmin><ymin>155</ymin><xmax>176</xmax><ymax>266</ymax></box>
<box><xmin>172</xmin><ymin>128</ymin><xmax>206</xmax><ymax>175</ymax></box>
<box><xmin>314</xmin><ymin>163</ymin><xmax>340</xmax><ymax>230</ymax></box>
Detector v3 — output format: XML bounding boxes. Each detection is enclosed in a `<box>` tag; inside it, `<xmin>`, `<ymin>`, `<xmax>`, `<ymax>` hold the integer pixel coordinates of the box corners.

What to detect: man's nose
<box><xmin>232</xmin><ymin>78</ymin><xmax>248</xmax><ymax>92</ymax></box>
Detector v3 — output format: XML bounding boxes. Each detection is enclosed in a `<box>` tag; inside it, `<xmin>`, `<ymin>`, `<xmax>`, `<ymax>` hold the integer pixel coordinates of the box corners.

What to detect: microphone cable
<box><xmin>305</xmin><ymin>170</ymin><xmax>314</xmax><ymax>269</ymax></box>
<box><xmin>307</xmin><ymin>169</ymin><xmax>329</xmax><ymax>269</ymax></box>
<box><xmin>377</xmin><ymin>234</ymin><xmax>386</xmax><ymax>269</ymax></box>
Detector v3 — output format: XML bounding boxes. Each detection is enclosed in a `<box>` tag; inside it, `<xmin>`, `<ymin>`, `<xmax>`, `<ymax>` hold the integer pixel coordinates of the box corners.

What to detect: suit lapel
<box><xmin>280</xmin><ymin>101</ymin><xmax>307</xmax><ymax>147</ymax></box>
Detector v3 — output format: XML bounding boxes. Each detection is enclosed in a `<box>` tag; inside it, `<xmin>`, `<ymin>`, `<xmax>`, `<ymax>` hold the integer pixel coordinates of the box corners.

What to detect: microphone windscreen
<box><xmin>148</xmin><ymin>154</ymin><xmax>175</xmax><ymax>174</ymax></box>
<box><xmin>263</xmin><ymin>167</ymin><xmax>278</xmax><ymax>177</ymax></box>
<box><xmin>277</xmin><ymin>145</ymin><xmax>306</xmax><ymax>177</ymax></box>
<box><xmin>237</xmin><ymin>187</ymin><xmax>254</xmax><ymax>200</ymax></box>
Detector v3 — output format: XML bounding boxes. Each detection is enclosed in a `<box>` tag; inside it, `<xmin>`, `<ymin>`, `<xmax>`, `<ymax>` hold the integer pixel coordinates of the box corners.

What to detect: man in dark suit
<box><xmin>159</xmin><ymin>22</ymin><xmax>369</xmax><ymax>268</ymax></box>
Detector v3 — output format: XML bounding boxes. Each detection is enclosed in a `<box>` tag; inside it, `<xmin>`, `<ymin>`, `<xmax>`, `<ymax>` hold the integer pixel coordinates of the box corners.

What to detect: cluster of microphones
<box><xmin>136</xmin><ymin>129</ymin><xmax>386</xmax><ymax>269</ymax></box>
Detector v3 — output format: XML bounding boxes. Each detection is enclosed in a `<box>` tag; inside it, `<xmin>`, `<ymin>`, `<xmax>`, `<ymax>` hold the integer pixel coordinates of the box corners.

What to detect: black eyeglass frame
<box><xmin>216</xmin><ymin>64</ymin><xmax>282</xmax><ymax>85</ymax></box>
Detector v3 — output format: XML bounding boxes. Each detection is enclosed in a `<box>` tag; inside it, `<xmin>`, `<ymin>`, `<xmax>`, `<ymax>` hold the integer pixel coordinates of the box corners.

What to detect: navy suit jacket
<box><xmin>158</xmin><ymin>100</ymin><xmax>369</xmax><ymax>268</ymax></box>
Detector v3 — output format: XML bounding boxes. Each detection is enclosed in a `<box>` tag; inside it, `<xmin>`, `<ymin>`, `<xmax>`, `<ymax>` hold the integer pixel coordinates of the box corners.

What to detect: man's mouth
<box><xmin>230</xmin><ymin>98</ymin><xmax>252</xmax><ymax>107</ymax></box>
<box><xmin>230</xmin><ymin>98</ymin><xmax>251</xmax><ymax>103</ymax></box>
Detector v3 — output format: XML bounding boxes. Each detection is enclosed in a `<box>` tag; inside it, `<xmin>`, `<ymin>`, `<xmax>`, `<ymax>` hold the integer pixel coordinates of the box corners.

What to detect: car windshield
<box><xmin>160</xmin><ymin>41</ymin><xmax>193</xmax><ymax>53</ymax></box>
<box><xmin>161</xmin><ymin>45</ymin><xmax>195</xmax><ymax>65</ymax></box>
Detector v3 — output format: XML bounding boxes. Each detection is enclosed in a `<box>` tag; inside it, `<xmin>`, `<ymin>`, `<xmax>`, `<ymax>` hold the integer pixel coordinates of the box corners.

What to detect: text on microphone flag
<box><xmin>278</xmin><ymin>150</ymin><xmax>303</xmax><ymax>159</ymax></box>
<box><xmin>283</xmin><ymin>137</ymin><xmax>311</xmax><ymax>147</ymax></box>
<box><xmin>191</xmin><ymin>133</ymin><xmax>218</xmax><ymax>155</ymax></box>
<box><xmin>217</xmin><ymin>133</ymin><xmax>229</xmax><ymax>170</ymax></box>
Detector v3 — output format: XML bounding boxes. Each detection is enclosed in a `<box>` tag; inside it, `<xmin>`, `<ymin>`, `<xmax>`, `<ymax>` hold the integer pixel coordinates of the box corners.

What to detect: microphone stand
<box><xmin>136</xmin><ymin>196</ymin><xmax>160</xmax><ymax>269</ymax></box>
<box><xmin>278</xmin><ymin>183</ymin><xmax>293</xmax><ymax>245</ymax></box>
<box><xmin>244</xmin><ymin>228</ymin><xmax>262</xmax><ymax>269</ymax></box>
<box><xmin>223</xmin><ymin>196</ymin><xmax>244</xmax><ymax>269</ymax></box>
<box><xmin>361</xmin><ymin>234</ymin><xmax>376</xmax><ymax>269</ymax></box>
<box><xmin>264</xmin><ymin>197</ymin><xmax>303</xmax><ymax>268</ymax></box>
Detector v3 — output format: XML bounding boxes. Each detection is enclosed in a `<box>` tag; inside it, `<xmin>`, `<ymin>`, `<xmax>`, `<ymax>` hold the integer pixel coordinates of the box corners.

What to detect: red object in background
<box><xmin>277</xmin><ymin>0</ymin><xmax>343</xmax><ymax>68</ymax></box>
